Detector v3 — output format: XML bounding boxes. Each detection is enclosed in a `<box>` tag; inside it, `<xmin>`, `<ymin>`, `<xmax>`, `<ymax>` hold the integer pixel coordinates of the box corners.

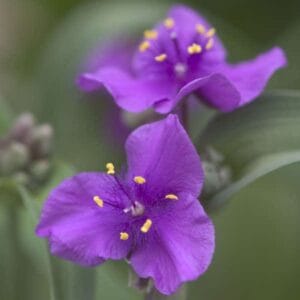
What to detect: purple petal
<box><xmin>219</xmin><ymin>47</ymin><xmax>287</xmax><ymax>108</ymax></box>
<box><xmin>36</xmin><ymin>173</ymin><xmax>132</xmax><ymax>266</ymax></box>
<box><xmin>77</xmin><ymin>67</ymin><xmax>175</xmax><ymax>112</ymax></box>
<box><xmin>154</xmin><ymin>74</ymin><xmax>240</xmax><ymax>113</ymax></box>
<box><xmin>78</xmin><ymin>38</ymin><xmax>135</xmax><ymax>74</ymax></box>
<box><xmin>130</xmin><ymin>193</ymin><xmax>215</xmax><ymax>295</ymax></box>
<box><xmin>125</xmin><ymin>114</ymin><xmax>203</xmax><ymax>197</ymax></box>
<box><xmin>198</xmin><ymin>47</ymin><xmax>287</xmax><ymax>112</ymax></box>
<box><xmin>168</xmin><ymin>4</ymin><xmax>226</xmax><ymax>61</ymax></box>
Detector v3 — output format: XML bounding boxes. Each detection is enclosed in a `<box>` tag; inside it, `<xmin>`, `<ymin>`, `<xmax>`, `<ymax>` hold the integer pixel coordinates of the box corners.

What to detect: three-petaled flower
<box><xmin>36</xmin><ymin>115</ymin><xmax>215</xmax><ymax>295</ymax></box>
<box><xmin>77</xmin><ymin>4</ymin><xmax>287</xmax><ymax>114</ymax></box>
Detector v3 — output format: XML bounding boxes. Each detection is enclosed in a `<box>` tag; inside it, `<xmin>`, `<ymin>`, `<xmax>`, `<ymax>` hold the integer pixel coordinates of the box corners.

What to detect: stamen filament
<box><xmin>120</xmin><ymin>232</ymin><xmax>129</xmax><ymax>240</ymax></box>
<box><xmin>134</xmin><ymin>176</ymin><xmax>146</xmax><ymax>184</ymax></box>
<box><xmin>139</xmin><ymin>41</ymin><xmax>150</xmax><ymax>52</ymax></box>
<box><xmin>141</xmin><ymin>219</ymin><xmax>152</xmax><ymax>233</ymax></box>
<box><xmin>144</xmin><ymin>30</ymin><xmax>158</xmax><ymax>40</ymax></box>
<box><xmin>93</xmin><ymin>196</ymin><xmax>104</xmax><ymax>207</ymax></box>
<box><xmin>155</xmin><ymin>53</ymin><xmax>167</xmax><ymax>62</ymax></box>
<box><xmin>165</xmin><ymin>194</ymin><xmax>178</xmax><ymax>200</ymax></box>
<box><xmin>106</xmin><ymin>162</ymin><xmax>115</xmax><ymax>175</ymax></box>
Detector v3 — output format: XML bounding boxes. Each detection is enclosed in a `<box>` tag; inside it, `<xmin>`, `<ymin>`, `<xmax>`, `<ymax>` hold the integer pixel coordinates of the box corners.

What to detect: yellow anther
<box><xmin>205</xmin><ymin>38</ymin><xmax>214</xmax><ymax>50</ymax></box>
<box><xmin>164</xmin><ymin>18</ymin><xmax>175</xmax><ymax>29</ymax></box>
<box><xmin>106</xmin><ymin>162</ymin><xmax>115</xmax><ymax>175</ymax></box>
<box><xmin>187</xmin><ymin>43</ymin><xmax>202</xmax><ymax>55</ymax></box>
<box><xmin>93</xmin><ymin>196</ymin><xmax>104</xmax><ymax>207</ymax></box>
<box><xmin>134</xmin><ymin>176</ymin><xmax>146</xmax><ymax>184</ymax></box>
<box><xmin>155</xmin><ymin>53</ymin><xmax>167</xmax><ymax>62</ymax></box>
<box><xmin>139</xmin><ymin>41</ymin><xmax>150</xmax><ymax>52</ymax></box>
<box><xmin>141</xmin><ymin>219</ymin><xmax>152</xmax><ymax>233</ymax></box>
<box><xmin>196</xmin><ymin>23</ymin><xmax>206</xmax><ymax>34</ymax></box>
<box><xmin>144</xmin><ymin>30</ymin><xmax>158</xmax><ymax>40</ymax></box>
<box><xmin>165</xmin><ymin>194</ymin><xmax>179</xmax><ymax>200</ymax></box>
<box><xmin>120</xmin><ymin>232</ymin><xmax>129</xmax><ymax>240</ymax></box>
<box><xmin>206</xmin><ymin>28</ymin><xmax>216</xmax><ymax>38</ymax></box>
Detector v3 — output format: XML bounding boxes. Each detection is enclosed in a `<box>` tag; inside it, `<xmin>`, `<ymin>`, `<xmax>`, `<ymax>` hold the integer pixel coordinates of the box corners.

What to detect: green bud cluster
<box><xmin>202</xmin><ymin>146</ymin><xmax>232</xmax><ymax>198</ymax></box>
<box><xmin>0</xmin><ymin>113</ymin><xmax>54</xmax><ymax>189</ymax></box>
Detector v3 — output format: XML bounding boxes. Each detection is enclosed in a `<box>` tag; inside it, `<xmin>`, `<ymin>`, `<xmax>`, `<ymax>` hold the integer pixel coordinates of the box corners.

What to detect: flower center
<box><xmin>174</xmin><ymin>63</ymin><xmax>187</xmax><ymax>78</ymax></box>
<box><xmin>137</xmin><ymin>19</ymin><xmax>216</xmax><ymax>81</ymax></box>
<box><xmin>123</xmin><ymin>201</ymin><xmax>145</xmax><ymax>217</ymax></box>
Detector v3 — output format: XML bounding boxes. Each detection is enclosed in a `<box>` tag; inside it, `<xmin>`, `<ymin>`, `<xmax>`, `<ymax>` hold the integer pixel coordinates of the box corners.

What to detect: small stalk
<box><xmin>144</xmin><ymin>286</ymin><xmax>186</xmax><ymax>300</ymax></box>
<box><xmin>181</xmin><ymin>101</ymin><xmax>189</xmax><ymax>133</ymax></box>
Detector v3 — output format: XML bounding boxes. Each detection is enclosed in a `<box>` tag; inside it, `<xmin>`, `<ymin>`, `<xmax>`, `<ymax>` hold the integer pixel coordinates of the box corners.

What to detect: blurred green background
<box><xmin>0</xmin><ymin>0</ymin><xmax>300</xmax><ymax>299</ymax></box>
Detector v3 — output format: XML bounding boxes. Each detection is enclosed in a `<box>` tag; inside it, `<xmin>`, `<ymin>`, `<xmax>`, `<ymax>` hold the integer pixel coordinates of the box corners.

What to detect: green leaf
<box><xmin>0</xmin><ymin>180</ymin><xmax>57</xmax><ymax>300</ymax></box>
<box><xmin>206</xmin><ymin>151</ymin><xmax>300</xmax><ymax>210</ymax></box>
<box><xmin>199</xmin><ymin>90</ymin><xmax>300</xmax><ymax>209</ymax></box>
<box><xmin>17</xmin><ymin>184</ymin><xmax>57</xmax><ymax>300</ymax></box>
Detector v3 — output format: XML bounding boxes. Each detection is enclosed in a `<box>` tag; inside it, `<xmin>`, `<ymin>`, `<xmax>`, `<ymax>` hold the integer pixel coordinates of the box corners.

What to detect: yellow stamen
<box><xmin>187</xmin><ymin>43</ymin><xmax>202</xmax><ymax>55</ymax></box>
<box><xmin>155</xmin><ymin>53</ymin><xmax>167</xmax><ymax>62</ymax></box>
<box><xmin>120</xmin><ymin>232</ymin><xmax>129</xmax><ymax>240</ymax></box>
<box><xmin>206</xmin><ymin>28</ymin><xmax>216</xmax><ymax>38</ymax></box>
<box><xmin>144</xmin><ymin>30</ymin><xmax>158</xmax><ymax>40</ymax></box>
<box><xmin>205</xmin><ymin>38</ymin><xmax>214</xmax><ymax>50</ymax></box>
<box><xmin>139</xmin><ymin>41</ymin><xmax>150</xmax><ymax>52</ymax></box>
<box><xmin>93</xmin><ymin>196</ymin><xmax>104</xmax><ymax>207</ymax></box>
<box><xmin>196</xmin><ymin>23</ymin><xmax>206</xmax><ymax>34</ymax></box>
<box><xmin>141</xmin><ymin>219</ymin><xmax>152</xmax><ymax>233</ymax></box>
<box><xmin>164</xmin><ymin>18</ymin><xmax>174</xmax><ymax>29</ymax></box>
<box><xmin>134</xmin><ymin>176</ymin><xmax>146</xmax><ymax>184</ymax></box>
<box><xmin>165</xmin><ymin>194</ymin><xmax>178</xmax><ymax>200</ymax></box>
<box><xmin>106</xmin><ymin>162</ymin><xmax>115</xmax><ymax>175</ymax></box>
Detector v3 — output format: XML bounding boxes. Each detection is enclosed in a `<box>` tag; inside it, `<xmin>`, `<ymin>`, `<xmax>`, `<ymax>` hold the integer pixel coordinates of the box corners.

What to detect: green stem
<box><xmin>144</xmin><ymin>286</ymin><xmax>186</xmax><ymax>300</ymax></box>
<box><xmin>17</xmin><ymin>185</ymin><xmax>57</xmax><ymax>300</ymax></box>
<box><xmin>181</xmin><ymin>100</ymin><xmax>189</xmax><ymax>133</ymax></box>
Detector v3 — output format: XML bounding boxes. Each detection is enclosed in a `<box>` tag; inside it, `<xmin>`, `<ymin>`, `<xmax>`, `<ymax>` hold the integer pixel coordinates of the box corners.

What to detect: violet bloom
<box><xmin>77</xmin><ymin>4</ymin><xmax>287</xmax><ymax>113</ymax></box>
<box><xmin>36</xmin><ymin>115</ymin><xmax>214</xmax><ymax>295</ymax></box>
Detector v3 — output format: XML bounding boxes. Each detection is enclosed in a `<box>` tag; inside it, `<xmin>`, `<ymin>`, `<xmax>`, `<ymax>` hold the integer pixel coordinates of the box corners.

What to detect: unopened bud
<box><xmin>29</xmin><ymin>159</ymin><xmax>51</xmax><ymax>181</ymax></box>
<box><xmin>202</xmin><ymin>147</ymin><xmax>232</xmax><ymax>197</ymax></box>
<box><xmin>0</xmin><ymin>142</ymin><xmax>29</xmax><ymax>175</ymax></box>
<box><xmin>31</xmin><ymin>124</ymin><xmax>54</xmax><ymax>158</ymax></box>
<box><xmin>9</xmin><ymin>113</ymin><xmax>35</xmax><ymax>143</ymax></box>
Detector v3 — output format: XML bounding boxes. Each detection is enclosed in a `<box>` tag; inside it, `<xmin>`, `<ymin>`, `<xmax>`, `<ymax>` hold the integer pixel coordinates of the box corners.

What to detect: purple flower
<box><xmin>36</xmin><ymin>115</ymin><xmax>214</xmax><ymax>295</ymax></box>
<box><xmin>77</xmin><ymin>4</ymin><xmax>287</xmax><ymax>114</ymax></box>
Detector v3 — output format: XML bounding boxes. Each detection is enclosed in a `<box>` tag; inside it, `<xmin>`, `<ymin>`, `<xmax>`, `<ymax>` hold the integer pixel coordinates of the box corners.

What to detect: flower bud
<box><xmin>202</xmin><ymin>147</ymin><xmax>232</xmax><ymax>198</ymax></box>
<box><xmin>29</xmin><ymin>159</ymin><xmax>51</xmax><ymax>181</ymax></box>
<box><xmin>0</xmin><ymin>113</ymin><xmax>55</xmax><ymax>190</ymax></box>
<box><xmin>30</xmin><ymin>124</ymin><xmax>54</xmax><ymax>158</ymax></box>
<box><xmin>9</xmin><ymin>113</ymin><xmax>36</xmax><ymax>144</ymax></box>
<box><xmin>0</xmin><ymin>142</ymin><xmax>29</xmax><ymax>175</ymax></box>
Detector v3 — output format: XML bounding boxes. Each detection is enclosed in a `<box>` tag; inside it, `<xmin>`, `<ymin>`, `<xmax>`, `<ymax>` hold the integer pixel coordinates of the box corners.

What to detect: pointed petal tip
<box><xmin>271</xmin><ymin>46</ymin><xmax>288</xmax><ymax>67</ymax></box>
<box><xmin>76</xmin><ymin>73</ymin><xmax>103</xmax><ymax>92</ymax></box>
<box><xmin>35</xmin><ymin>222</ymin><xmax>50</xmax><ymax>238</ymax></box>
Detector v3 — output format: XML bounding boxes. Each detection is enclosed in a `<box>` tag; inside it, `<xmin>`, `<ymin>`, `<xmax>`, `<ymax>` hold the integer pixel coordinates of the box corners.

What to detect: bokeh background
<box><xmin>0</xmin><ymin>0</ymin><xmax>300</xmax><ymax>299</ymax></box>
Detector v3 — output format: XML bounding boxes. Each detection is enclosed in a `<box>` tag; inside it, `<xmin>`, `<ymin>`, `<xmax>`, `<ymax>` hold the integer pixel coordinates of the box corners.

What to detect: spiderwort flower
<box><xmin>77</xmin><ymin>5</ymin><xmax>286</xmax><ymax>113</ymax></box>
<box><xmin>36</xmin><ymin>115</ymin><xmax>214</xmax><ymax>295</ymax></box>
